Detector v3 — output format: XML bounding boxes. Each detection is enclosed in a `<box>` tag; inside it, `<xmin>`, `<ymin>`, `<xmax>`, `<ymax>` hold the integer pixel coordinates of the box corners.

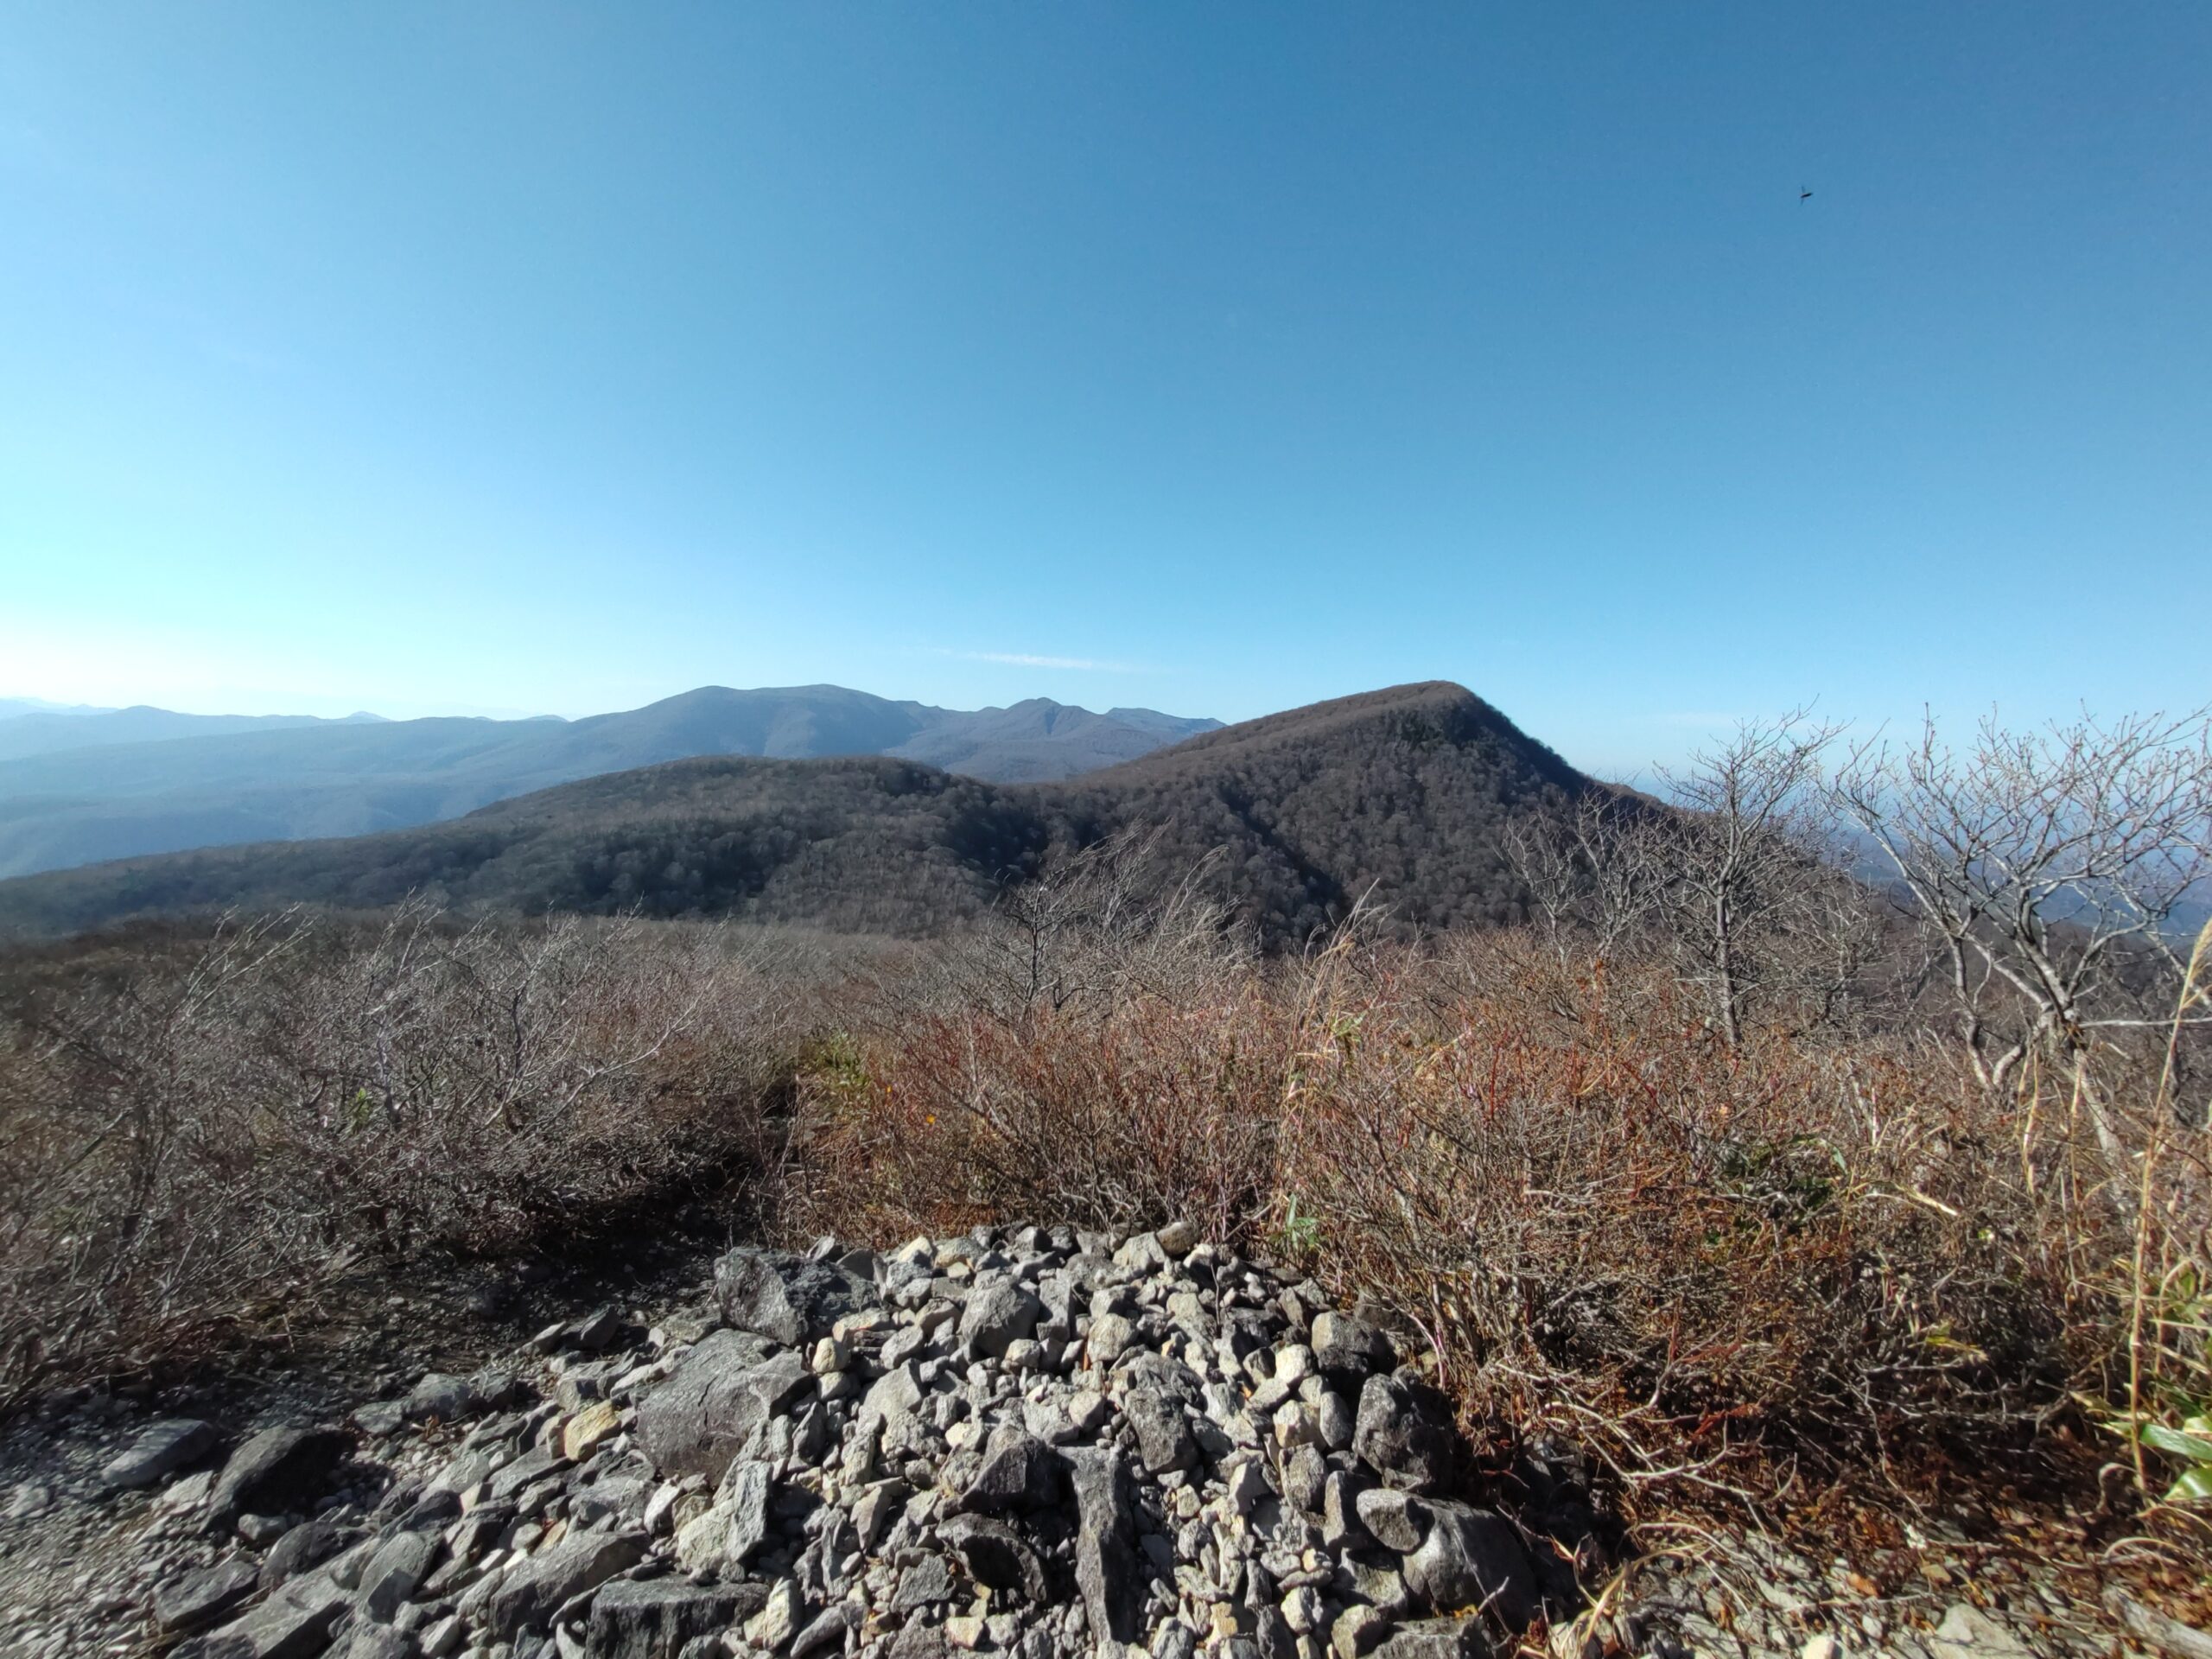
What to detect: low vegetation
<box><xmin>1</xmin><ymin>701</ymin><xmax>2206</xmax><ymax>1578</ymax></box>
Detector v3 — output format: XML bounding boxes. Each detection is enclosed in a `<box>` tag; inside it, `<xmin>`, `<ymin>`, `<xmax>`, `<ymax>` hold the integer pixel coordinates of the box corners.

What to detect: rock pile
<box><xmin>77</xmin><ymin>1224</ymin><xmax>1573</xmax><ymax>1659</ymax></box>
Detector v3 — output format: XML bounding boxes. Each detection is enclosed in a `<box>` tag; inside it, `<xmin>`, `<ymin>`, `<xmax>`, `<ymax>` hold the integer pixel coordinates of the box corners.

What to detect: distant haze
<box><xmin>0</xmin><ymin>684</ymin><xmax>1219</xmax><ymax>880</ymax></box>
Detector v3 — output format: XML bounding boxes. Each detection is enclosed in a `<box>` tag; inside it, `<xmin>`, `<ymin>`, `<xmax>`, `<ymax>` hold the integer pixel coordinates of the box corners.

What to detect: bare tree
<box><xmin>938</xmin><ymin>831</ymin><xmax>1248</xmax><ymax>1025</ymax></box>
<box><xmin>1504</xmin><ymin>791</ymin><xmax>1671</xmax><ymax>969</ymax></box>
<box><xmin>1833</xmin><ymin>707</ymin><xmax>2212</xmax><ymax>1103</ymax></box>
<box><xmin>1655</xmin><ymin>712</ymin><xmax>1853</xmax><ymax>1045</ymax></box>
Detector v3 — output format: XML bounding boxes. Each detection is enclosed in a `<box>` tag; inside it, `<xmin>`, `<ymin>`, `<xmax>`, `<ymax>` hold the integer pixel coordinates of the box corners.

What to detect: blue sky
<box><xmin>3</xmin><ymin>4</ymin><xmax>2206</xmax><ymax>779</ymax></box>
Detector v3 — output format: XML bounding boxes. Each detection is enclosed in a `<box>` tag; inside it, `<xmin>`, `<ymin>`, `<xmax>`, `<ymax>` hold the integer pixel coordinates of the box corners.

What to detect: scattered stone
<box><xmin>258</xmin><ymin>1517</ymin><xmax>347</xmax><ymax>1591</ymax></box>
<box><xmin>153</xmin><ymin>1560</ymin><xmax>259</xmax><ymax>1631</ymax></box>
<box><xmin>404</xmin><ymin>1372</ymin><xmax>479</xmax><ymax>1422</ymax></box>
<box><xmin>1352</xmin><ymin>1374</ymin><xmax>1455</xmax><ymax>1495</ymax></box>
<box><xmin>588</xmin><ymin>1576</ymin><xmax>767</xmax><ymax>1659</ymax></box>
<box><xmin>563</xmin><ymin>1398</ymin><xmax>623</xmax><ymax>1460</ymax></box>
<box><xmin>486</xmin><ymin>1527</ymin><xmax>649</xmax><ymax>1637</ymax></box>
<box><xmin>1402</xmin><ymin>1502</ymin><xmax>1537</xmax><ymax>1625</ymax></box>
<box><xmin>207</xmin><ymin>1425</ymin><xmax>352</xmax><ymax>1524</ymax></box>
<box><xmin>103</xmin><ymin>1417</ymin><xmax>218</xmax><ymax>1490</ymax></box>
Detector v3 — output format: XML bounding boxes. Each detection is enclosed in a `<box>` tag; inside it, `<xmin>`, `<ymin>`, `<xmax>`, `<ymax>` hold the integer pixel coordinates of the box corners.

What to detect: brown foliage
<box><xmin>0</xmin><ymin>904</ymin><xmax>809</xmax><ymax>1406</ymax></box>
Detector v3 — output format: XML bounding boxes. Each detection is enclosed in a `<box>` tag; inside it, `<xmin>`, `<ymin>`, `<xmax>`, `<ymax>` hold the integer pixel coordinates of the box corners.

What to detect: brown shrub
<box><xmin>0</xmin><ymin>904</ymin><xmax>808</xmax><ymax>1405</ymax></box>
<box><xmin>802</xmin><ymin>915</ymin><xmax>2162</xmax><ymax>1516</ymax></box>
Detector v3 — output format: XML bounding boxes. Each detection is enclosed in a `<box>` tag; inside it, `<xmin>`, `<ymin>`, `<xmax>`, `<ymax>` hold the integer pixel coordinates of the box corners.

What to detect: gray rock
<box><xmin>1372</xmin><ymin>1617</ymin><xmax>1490</xmax><ymax>1659</ymax></box>
<box><xmin>956</xmin><ymin>1427</ymin><xmax>1065</xmax><ymax>1515</ymax></box>
<box><xmin>352</xmin><ymin>1402</ymin><xmax>407</xmax><ymax>1439</ymax></box>
<box><xmin>258</xmin><ymin>1517</ymin><xmax>347</xmax><ymax>1592</ymax></box>
<box><xmin>1332</xmin><ymin>1604</ymin><xmax>1390</xmax><ymax>1657</ymax></box>
<box><xmin>1316</xmin><ymin>1389</ymin><xmax>1356</xmax><ymax>1450</ymax></box>
<box><xmin>1282</xmin><ymin>1444</ymin><xmax>1329</xmax><ymax>1515</ymax></box>
<box><xmin>940</xmin><ymin>1513</ymin><xmax>1052</xmax><ymax>1605</ymax></box>
<box><xmin>715</xmin><ymin>1247</ymin><xmax>876</xmax><ymax>1346</ymax></box>
<box><xmin>1123</xmin><ymin>1387</ymin><xmax>1198</xmax><ymax>1475</ymax></box>
<box><xmin>860</xmin><ymin>1362</ymin><xmax>925</xmax><ymax>1433</ymax></box>
<box><xmin>677</xmin><ymin>1460</ymin><xmax>772</xmax><ymax>1571</ymax></box>
<box><xmin>575</xmin><ymin>1304</ymin><xmax>626</xmax><ymax>1351</ymax></box>
<box><xmin>359</xmin><ymin>1529</ymin><xmax>442</xmax><ymax>1621</ymax></box>
<box><xmin>888</xmin><ymin>1620</ymin><xmax>950</xmax><ymax>1659</ymax></box>
<box><xmin>486</xmin><ymin>1527</ymin><xmax>649</xmax><ymax>1637</ymax></box>
<box><xmin>1088</xmin><ymin>1312</ymin><xmax>1137</xmax><ymax>1365</ymax></box>
<box><xmin>238</xmin><ymin>1512</ymin><xmax>289</xmax><ymax>1545</ymax></box>
<box><xmin>957</xmin><ymin>1280</ymin><xmax>1046</xmax><ymax>1361</ymax></box>
<box><xmin>104</xmin><ymin>1417</ymin><xmax>218</xmax><ymax>1491</ymax></box>
<box><xmin>791</xmin><ymin>1605</ymin><xmax>852</xmax><ymax>1658</ymax></box>
<box><xmin>1351</xmin><ymin>1375</ymin><xmax>1456</xmax><ymax>1495</ymax></box>
<box><xmin>1154</xmin><ymin>1219</ymin><xmax>1200</xmax><ymax>1257</ymax></box>
<box><xmin>1322</xmin><ymin>1469</ymin><xmax>1371</xmax><ymax>1549</ymax></box>
<box><xmin>403</xmin><ymin>1373</ymin><xmax>477</xmax><ymax>1422</ymax></box>
<box><xmin>1354</xmin><ymin>1488</ymin><xmax>1429</xmax><ymax>1553</ymax></box>
<box><xmin>893</xmin><ymin>1554</ymin><xmax>956</xmax><ymax>1611</ymax></box>
<box><xmin>1401</xmin><ymin>1503</ymin><xmax>1536</xmax><ymax>1626</ymax></box>
<box><xmin>333</xmin><ymin>1628</ymin><xmax>416</xmax><ymax>1659</ymax></box>
<box><xmin>634</xmin><ymin>1328</ymin><xmax>810</xmax><ymax>1482</ymax></box>
<box><xmin>154</xmin><ymin>1560</ymin><xmax>259</xmax><ymax>1631</ymax></box>
<box><xmin>1311</xmin><ymin>1311</ymin><xmax>1395</xmax><ymax>1382</ymax></box>
<box><xmin>207</xmin><ymin>1426</ymin><xmax>352</xmax><ymax>1524</ymax></box>
<box><xmin>1068</xmin><ymin>1447</ymin><xmax>1144</xmax><ymax>1645</ymax></box>
<box><xmin>588</xmin><ymin>1578</ymin><xmax>769</xmax><ymax>1659</ymax></box>
<box><xmin>185</xmin><ymin>1570</ymin><xmax>350</xmax><ymax>1659</ymax></box>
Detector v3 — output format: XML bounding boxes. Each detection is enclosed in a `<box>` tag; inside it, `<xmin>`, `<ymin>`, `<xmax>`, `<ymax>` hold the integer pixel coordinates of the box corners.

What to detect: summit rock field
<box><xmin>0</xmin><ymin>1225</ymin><xmax>2112</xmax><ymax>1659</ymax></box>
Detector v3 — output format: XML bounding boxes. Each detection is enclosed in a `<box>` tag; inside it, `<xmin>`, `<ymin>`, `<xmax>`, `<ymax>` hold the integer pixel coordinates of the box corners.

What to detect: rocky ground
<box><xmin>0</xmin><ymin>1224</ymin><xmax>2185</xmax><ymax>1659</ymax></box>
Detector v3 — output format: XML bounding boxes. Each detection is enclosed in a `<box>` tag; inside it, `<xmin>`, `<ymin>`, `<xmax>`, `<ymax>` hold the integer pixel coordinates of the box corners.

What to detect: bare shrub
<box><xmin>0</xmin><ymin>904</ymin><xmax>800</xmax><ymax>1404</ymax></box>
<box><xmin>1273</xmin><ymin>930</ymin><xmax>2081</xmax><ymax>1506</ymax></box>
<box><xmin>1834</xmin><ymin>707</ymin><xmax>2212</xmax><ymax>1099</ymax></box>
<box><xmin>791</xmin><ymin>838</ymin><xmax>1282</xmax><ymax>1246</ymax></box>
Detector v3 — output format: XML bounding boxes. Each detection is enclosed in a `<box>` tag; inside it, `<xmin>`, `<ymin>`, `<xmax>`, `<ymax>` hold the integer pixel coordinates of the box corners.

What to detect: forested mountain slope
<box><xmin>0</xmin><ymin>685</ymin><xmax>1217</xmax><ymax>879</ymax></box>
<box><xmin>0</xmin><ymin>683</ymin><xmax>1598</xmax><ymax>944</ymax></box>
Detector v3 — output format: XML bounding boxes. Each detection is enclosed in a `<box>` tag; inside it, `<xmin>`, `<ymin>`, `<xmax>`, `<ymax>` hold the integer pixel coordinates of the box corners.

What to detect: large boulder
<box><xmin>952</xmin><ymin>1427</ymin><xmax>1065</xmax><ymax>1516</ymax></box>
<box><xmin>176</xmin><ymin>1571</ymin><xmax>349</xmax><ymax>1659</ymax></box>
<box><xmin>1401</xmin><ymin>1502</ymin><xmax>1537</xmax><ymax>1626</ymax></box>
<box><xmin>486</xmin><ymin>1527</ymin><xmax>649</xmax><ymax>1638</ymax></box>
<box><xmin>1067</xmin><ymin>1447</ymin><xmax>1145</xmax><ymax>1645</ymax></box>
<box><xmin>715</xmin><ymin>1247</ymin><xmax>877</xmax><ymax>1346</ymax></box>
<box><xmin>207</xmin><ymin>1427</ymin><xmax>352</xmax><ymax>1524</ymax></box>
<box><xmin>635</xmin><ymin>1329</ymin><xmax>814</xmax><ymax>1482</ymax></box>
<box><xmin>957</xmin><ymin>1278</ymin><xmax>1046</xmax><ymax>1361</ymax></box>
<box><xmin>588</xmin><ymin>1577</ymin><xmax>771</xmax><ymax>1659</ymax></box>
<box><xmin>1352</xmin><ymin>1373</ymin><xmax>1459</xmax><ymax>1495</ymax></box>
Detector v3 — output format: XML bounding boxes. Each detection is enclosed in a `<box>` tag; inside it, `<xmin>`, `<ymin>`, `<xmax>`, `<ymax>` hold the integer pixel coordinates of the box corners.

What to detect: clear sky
<box><xmin>3</xmin><ymin>4</ymin><xmax>2206</xmax><ymax>779</ymax></box>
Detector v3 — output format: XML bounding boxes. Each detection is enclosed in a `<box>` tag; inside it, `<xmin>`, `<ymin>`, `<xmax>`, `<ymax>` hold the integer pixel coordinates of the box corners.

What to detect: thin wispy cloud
<box><xmin>937</xmin><ymin>649</ymin><xmax>1154</xmax><ymax>673</ymax></box>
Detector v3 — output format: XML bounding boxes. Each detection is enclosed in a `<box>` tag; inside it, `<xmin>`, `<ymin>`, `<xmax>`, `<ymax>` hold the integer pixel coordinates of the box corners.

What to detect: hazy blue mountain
<box><xmin>0</xmin><ymin>697</ymin><xmax>115</xmax><ymax>721</ymax></box>
<box><xmin>0</xmin><ymin>705</ymin><xmax>385</xmax><ymax>763</ymax></box>
<box><xmin>882</xmin><ymin>698</ymin><xmax>1218</xmax><ymax>782</ymax></box>
<box><xmin>0</xmin><ymin>684</ymin><xmax>1219</xmax><ymax>879</ymax></box>
<box><xmin>0</xmin><ymin>683</ymin><xmax>1590</xmax><ymax>944</ymax></box>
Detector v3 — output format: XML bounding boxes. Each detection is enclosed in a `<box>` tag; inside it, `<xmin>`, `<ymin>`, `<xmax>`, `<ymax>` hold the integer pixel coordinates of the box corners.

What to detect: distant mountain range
<box><xmin>0</xmin><ymin>687</ymin><xmax>1219</xmax><ymax>880</ymax></box>
<box><xmin>0</xmin><ymin>683</ymin><xmax>1598</xmax><ymax>944</ymax></box>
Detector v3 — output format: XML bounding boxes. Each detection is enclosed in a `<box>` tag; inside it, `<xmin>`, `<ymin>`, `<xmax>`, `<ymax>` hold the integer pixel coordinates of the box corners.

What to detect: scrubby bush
<box><xmin>0</xmin><ymin>904</ymin><xmax>810</xmax><ymax>1406</ymax></box>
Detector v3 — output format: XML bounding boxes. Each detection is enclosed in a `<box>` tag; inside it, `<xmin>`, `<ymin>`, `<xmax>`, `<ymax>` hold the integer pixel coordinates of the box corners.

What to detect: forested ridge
<box><xmin>0</xmin><ymin>683</ymin><xmax>1600</xmax><ymax>944</ymax></box>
